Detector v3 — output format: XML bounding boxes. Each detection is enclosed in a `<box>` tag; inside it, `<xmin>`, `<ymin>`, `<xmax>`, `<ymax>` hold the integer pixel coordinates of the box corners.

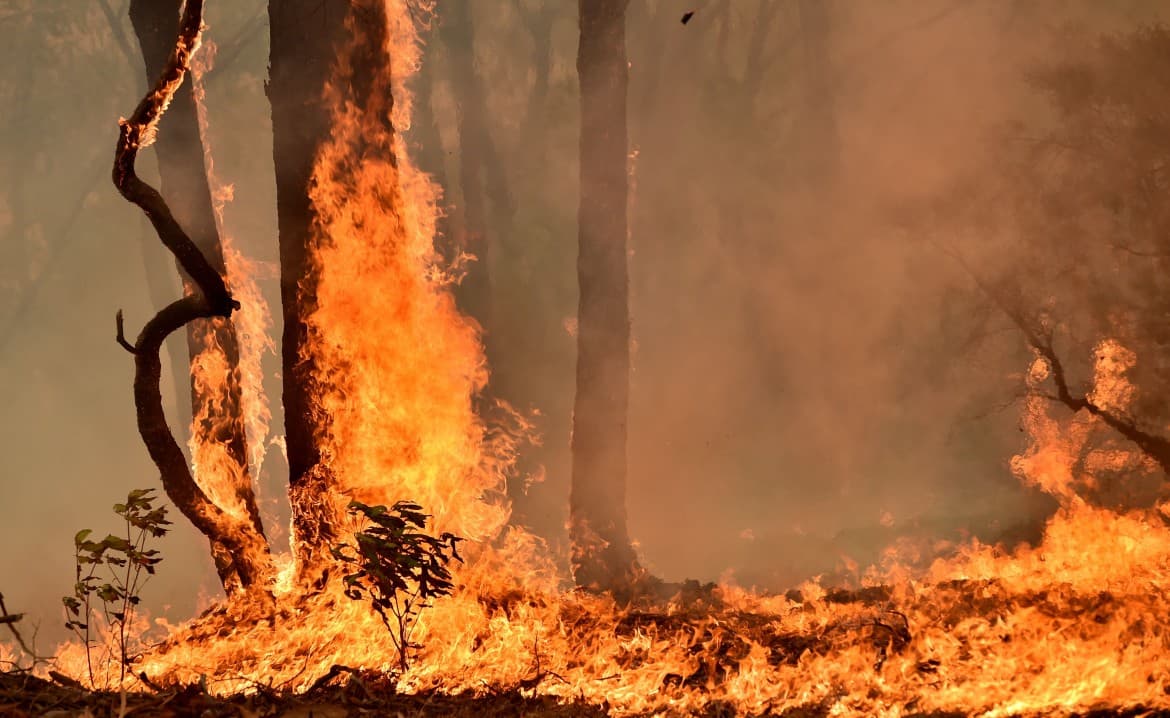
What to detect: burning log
<box><xmin>111</xmin><ymin>0</ymin><xmax>272</xmax><ymax>594</ymax></box>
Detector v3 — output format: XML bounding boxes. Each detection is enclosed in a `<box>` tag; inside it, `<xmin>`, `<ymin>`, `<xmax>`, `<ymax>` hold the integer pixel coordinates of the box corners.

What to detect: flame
<box><xmin>293</xmin><ymin>0</ymin><xmax>509</xmax><ymax>551</ymax></box>
<box><xmin>190</xmin><ymin>39</ymin><xmax>279</xmax><ymax>520</ymax></box>
<box><xmin>21</xmin><ymin>2</ymin><xmax>1170</xmax><ymax>715</ymax></box>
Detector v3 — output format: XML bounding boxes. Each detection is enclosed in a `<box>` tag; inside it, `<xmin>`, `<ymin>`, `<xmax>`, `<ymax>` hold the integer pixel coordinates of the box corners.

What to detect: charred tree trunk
<box><xmin>268</xmin><ymin>0</ymin><xmax>390</xmax><ymax>576</ymax></box>
<box><xmin>268</xmin><ymin>0</ymin><xmax>349</xmax><ymax>573</ymax></box>
<box><xmin>571</xmin><ymin>0</ymin><xmax>641</xmax><ymax>594</ymax></box>
<box><xmin>116</xmin><ymin>0</ymin><xmax>272</xmax><ymax>595</ymax></box>
<box><xmin>130</xmin><ymin>0</ymin><xmax>269</xmax><ymax>593</ymax></box>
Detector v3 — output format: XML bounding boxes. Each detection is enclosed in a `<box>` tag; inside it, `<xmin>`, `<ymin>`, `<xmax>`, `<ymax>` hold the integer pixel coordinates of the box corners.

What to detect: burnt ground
<box><xmin>0</xmin><ymin>670</ymin><xmax>1167</xmax><ymax>718</ymax></box>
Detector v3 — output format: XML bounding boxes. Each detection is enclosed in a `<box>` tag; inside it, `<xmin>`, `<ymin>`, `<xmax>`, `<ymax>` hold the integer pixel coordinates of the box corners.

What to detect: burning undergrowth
<box><xmin>24</xmin><ymin>500</ymin><xmax>1170</xmax><ymax>717</ymax></box>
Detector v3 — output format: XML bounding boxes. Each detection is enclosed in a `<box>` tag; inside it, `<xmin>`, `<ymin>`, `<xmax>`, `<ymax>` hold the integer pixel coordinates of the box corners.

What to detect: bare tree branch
<box><xmin>112</xmin><ymin>0</ymin><xmax>271</xmax><ymax>594</ymax></box>
<box><xmin>933</xmin><ymin>238</ymin><xmax>1170</xmax><ymax>476</ymax></box>
<box><xmin>115</xmin><ymin>309</ymin><xmax>137</xmax><ymax>354</ymax></box>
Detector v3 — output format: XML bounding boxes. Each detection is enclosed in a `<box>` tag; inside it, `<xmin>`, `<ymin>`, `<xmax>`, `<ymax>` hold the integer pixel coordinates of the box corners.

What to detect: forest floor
<box><xmin>0</xmin><ymin>669</ymin><xmax>1165</xmax><ymax>718</ymax></box>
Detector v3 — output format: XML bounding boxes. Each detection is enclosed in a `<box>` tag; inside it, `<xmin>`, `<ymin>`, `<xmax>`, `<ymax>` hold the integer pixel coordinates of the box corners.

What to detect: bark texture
<box><xmin>269</xmin><ymin>0</ymin><xmax>398</xmax><ymax>575</ymax></box>
<box><xmin>570</xmin><ymin>0</ymin><xmax>641</xmax><ymax>594</ymax></box>
<box><xmin>116</xmin><ymin>0</ymin><xmax>271</xmax><ymax>594</ymax></box>
<box><xmin>267</xmin><ymin>0</ymin><xmax>351</xmax><ymax>573</ymax></box>
<box><xmin>129</xmin><ymin>0</ymin><xmax>268</xmax><ymax>592</ymax></box>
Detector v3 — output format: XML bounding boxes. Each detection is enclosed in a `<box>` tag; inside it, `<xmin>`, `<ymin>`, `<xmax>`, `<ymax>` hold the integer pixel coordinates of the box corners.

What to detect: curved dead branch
<box><xmin>935</xmin><ymin>239</ymin><xmax>1170</xmax><ymax>476</ymax></box>
<box><xmin>112</xmin><ymin>0</ymin><xmax>271</xmax><ymax>593</ymax></box>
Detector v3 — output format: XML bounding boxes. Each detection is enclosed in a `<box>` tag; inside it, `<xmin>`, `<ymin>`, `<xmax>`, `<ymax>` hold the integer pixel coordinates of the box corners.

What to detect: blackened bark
<box><xmin>268</xmin><ymin>1</ymin><xmax>395</xmax><ymax>575</ymax></box>
<box><xmin>130</xmin><ymin>0</ymin><xmax>268</xmax><ymax>592</ymax></box>
<box><xmin>116</xmin><ymin>0</ymin><xmax>271</xmax><ymax>594</ymax></box>
<box><xmin>267</xmin><ymin>0</ymin><xmax>349</xmax><ymax>572</ymax></box>
<box><xmin>571</xmin><ymin>0</ymin><xmax>641</xmax><ymax>594</ymax></box>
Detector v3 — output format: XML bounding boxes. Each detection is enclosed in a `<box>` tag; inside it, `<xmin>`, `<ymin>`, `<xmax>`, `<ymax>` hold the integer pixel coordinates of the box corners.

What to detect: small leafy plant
<box><xmin>63</xmin><ymin>488</ymin><xmax>170</xmax><ymax>688</ymax></box>
<box><xmin>331</xmin><ymin>500</ymin><xmax>463</xmax><ymax>673</ymax></box>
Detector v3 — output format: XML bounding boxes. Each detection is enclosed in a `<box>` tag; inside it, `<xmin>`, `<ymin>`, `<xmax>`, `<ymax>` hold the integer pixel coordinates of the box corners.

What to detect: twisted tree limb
<box><xmin>936</xmin><ymin>240</ymin><xmax>1170</xmax><ymax>476</ymax></box>
<box><xmin>112</xmin><ymin>0</ymin><xmax>272</xmax><ymax>593</ymax></box>
<box><xmin>129</xmin><ymin>0</ymin><xmax>269</xmax><ymax>592</ymax></box>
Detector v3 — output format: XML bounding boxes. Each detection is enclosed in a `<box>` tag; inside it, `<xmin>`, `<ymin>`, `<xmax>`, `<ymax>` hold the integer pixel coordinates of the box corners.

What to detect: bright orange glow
<box><xmin>191</xmin><ymin>39</ymin><xmax>279</xmax><ymax>524</ymax></box>
<box><xmin>163</xmin><ymin>38</ymin><xmax>277</xmax><ymax>534</ymax></box>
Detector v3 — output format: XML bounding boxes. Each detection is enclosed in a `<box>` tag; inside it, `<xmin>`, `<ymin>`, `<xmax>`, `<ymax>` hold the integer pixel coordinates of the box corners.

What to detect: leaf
<box><xmin>101</xmin><ymin>534</ymin><xmax>132</xmax><ymax>552</ymax></box>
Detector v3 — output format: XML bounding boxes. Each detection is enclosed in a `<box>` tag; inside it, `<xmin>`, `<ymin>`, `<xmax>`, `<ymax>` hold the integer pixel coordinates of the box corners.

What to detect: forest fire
<box><xmin>5</xmin><ymin>1</ymin><xmax>1170</xmax><ymax>716</ymax></box>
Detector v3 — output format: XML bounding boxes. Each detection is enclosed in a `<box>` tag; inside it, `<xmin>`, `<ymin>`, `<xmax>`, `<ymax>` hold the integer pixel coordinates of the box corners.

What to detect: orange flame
<box><xmin>190</xmin><ymin>39</ymin><xmax>279</xmax><ymax>526</ymax></box>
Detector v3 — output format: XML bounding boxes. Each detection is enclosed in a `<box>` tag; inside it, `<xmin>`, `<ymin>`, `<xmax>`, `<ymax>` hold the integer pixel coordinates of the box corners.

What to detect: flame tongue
<box><xmin>302</xmin><ymin>0</ymin><xmax>506</xmax><ymax>548</ymax></box>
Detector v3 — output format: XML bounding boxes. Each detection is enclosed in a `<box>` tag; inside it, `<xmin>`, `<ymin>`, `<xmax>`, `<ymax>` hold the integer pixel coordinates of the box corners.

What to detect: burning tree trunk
<box><xmin>267</xmin><ymin>0</ymin><xmax>351</xmax><ymax>573</ymax></box>
<box><xmin>570</xmin><ymin>0</ymin><xmax>642</xmax><ymax>594</ymax></box>
<box><xmin>114</xmin><ymin>0</ymin><xmax>272</xmax><ymax>594</ymax></box>
<box><xmin>269</xmin><ymin>1</ymin><xmax>413</xmax><ymax>576</ymax></box>
<box><xmin>128</xmin><ymin>0</ymin><xmax>268</xmax><ymax>593</ymax></box>
<box><xmin>136</xmin><ymin>220</ymin><xmax>193</xmax><ymax>451</ymax></box>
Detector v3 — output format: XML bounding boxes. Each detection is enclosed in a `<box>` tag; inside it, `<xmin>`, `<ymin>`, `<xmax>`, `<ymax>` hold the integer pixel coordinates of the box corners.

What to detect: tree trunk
<box><xmin>570</xmin><ymin>0</ymin><xmax>641</xmax><ymax>594</ymax></box>
<box><xmin>118</xmin><ymin>0</ymin><xmax>272</xmax><ymax>595</ymax></box>
<box><xmin>515</xmin><ymin>3</ymin><xmax>557</xmax><ymax>161</ymax></box>
<box><xmin>268</xmin><ymin>0</ymin><xmax>382</xmax><ymax>576</ymax></box>
<box><xmin>129</xmin><ymin>0</ymin><xmax>269</xmax><ymax>593</ymax></box>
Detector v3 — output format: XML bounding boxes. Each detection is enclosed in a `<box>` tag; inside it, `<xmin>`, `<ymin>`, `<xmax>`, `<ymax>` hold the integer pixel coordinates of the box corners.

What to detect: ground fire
<box><xmin>3</xmin><ymin>1</ymin><xmax>1170</xmax><ymax>716</ymax></box>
